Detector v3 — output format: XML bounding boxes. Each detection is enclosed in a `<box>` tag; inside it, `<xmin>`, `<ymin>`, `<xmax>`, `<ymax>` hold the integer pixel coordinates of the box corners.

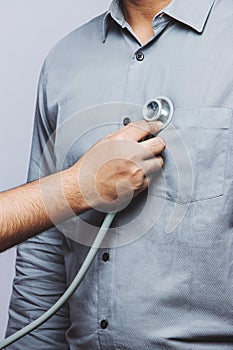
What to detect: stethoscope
<box><xmin>0</xmin><ymin>96</ymin><xmax>174</xmax><ymax>349</ymax></box>
<box><xmin>143</xmin><ymin>96</ymin><xmax>174</xmax><ymax>127</ymax></box>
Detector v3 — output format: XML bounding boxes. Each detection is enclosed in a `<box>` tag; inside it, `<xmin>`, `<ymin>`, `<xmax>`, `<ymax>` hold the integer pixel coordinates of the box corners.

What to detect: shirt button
<box><xmin>102</xmin><ymin>252</ymin><xmax>109</xmax><ymax>262</ymax></box>
<box><xmin>123</xmin><ymin>117</ymin><xmax>131</xmax><ymax>126</ymax></box>
<box><xmin>100</xmin><ymin>319</ymin><xmax>108</xmax><ymax>329</ymax></box>
<box><xmin>136</xmin><ymin>51</ymin><xmax>144</xmax><ymax>61</ymax></box>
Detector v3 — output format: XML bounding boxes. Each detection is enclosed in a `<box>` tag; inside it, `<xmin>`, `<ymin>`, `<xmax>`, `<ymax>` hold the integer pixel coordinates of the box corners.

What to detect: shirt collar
<box><xmin>102</xmin><ymin>0</ymin><xmax>215</xmax><ymax>42</ymax></box>
<box><xmin>163</xmin><ymin>0</ymin><xmax>216</xmax><ymax>33</ymax></box>
<box><xmin>103</xmin><ymin>0</ymin><xmax>124</xmax><ymax>42</ymax></box>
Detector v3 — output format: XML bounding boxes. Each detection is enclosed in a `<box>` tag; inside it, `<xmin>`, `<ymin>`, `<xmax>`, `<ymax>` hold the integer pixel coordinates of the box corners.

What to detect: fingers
<box><xmin>131</xmin><ymin>155</ymin><xmax>164</xmax><ymax>196</ymax></box>
<box><xmin>140</xmin><ymin>136</ymin><xmax>166</xmax><ymax>158</ymax></box>
<box><xmin>133</xmin><ymin>174</ymin><xmax>153</xmax><ymax>197</ymax></box>
<box><xmin>115</xmin><ymin>120</ymin><xmax>162</xmax><ymax>142</ymax></box>
<box><xmin>142</xmin><ymin>156</ymin><xmax>164</xmax><ymax>175</ymax></box>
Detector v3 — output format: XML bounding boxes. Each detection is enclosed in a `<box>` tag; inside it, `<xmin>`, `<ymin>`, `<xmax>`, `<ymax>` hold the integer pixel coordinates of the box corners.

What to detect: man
<box><xmin>7</xmin><ymin>0</ymin><xmax>233</xmax><ymax>349</ymax></box>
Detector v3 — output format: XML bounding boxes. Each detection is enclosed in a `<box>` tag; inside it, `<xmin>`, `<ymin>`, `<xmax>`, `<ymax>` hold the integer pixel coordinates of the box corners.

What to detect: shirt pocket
<box><xmin>148</xmin><ymin>107</ymin><xmax>232</xmax><ymax>204</ymax></box>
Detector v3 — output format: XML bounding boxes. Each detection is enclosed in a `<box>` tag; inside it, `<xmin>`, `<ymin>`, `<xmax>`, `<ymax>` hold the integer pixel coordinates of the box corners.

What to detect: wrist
<box><xmin>62</xmin><ymin>164</ymin><xmax>91</xmax><ymax>215</ymax></box>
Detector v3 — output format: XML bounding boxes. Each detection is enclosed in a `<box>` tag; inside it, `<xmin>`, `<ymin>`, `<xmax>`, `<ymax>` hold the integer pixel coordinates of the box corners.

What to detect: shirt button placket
<box><xmin>98</xmin><ymin>249</ymin><xmax>114</xmax><ymax>349</ymax></box>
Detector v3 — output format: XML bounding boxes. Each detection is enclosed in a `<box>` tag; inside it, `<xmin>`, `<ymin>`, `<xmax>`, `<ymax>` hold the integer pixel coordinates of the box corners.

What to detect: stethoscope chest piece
<box><xmin>143</xmin><ymin>96</ymin><xmax>174</xmax><ymax>130</ymax></box>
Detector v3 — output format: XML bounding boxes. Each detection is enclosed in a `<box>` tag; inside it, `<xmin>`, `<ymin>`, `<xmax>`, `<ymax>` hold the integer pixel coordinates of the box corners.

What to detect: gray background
<box><xmin>0</xmin><ymin>0</ymin><xmax>110</xmax><ymax>340</ymax></box>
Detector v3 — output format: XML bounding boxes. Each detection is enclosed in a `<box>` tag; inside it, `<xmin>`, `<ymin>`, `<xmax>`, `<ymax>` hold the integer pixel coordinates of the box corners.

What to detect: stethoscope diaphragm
<box><xmin>143</xmin><ymin>96</ymin><xmax>174</xmax><ymax>130</ymax></box>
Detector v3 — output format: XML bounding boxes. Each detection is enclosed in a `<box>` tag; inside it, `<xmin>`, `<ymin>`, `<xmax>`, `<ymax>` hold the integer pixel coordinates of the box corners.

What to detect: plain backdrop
<box><xmin>0</xmin><ymin>0</ymin><xmax>110</xmax><ymax>340</ymax></box>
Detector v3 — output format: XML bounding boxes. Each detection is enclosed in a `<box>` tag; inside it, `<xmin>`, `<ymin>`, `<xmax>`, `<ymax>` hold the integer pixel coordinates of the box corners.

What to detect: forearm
<box><xmin>0</xmin><ymin>165</ymin><xmax>89</xmax><ymax>252</ymax></box>
<box><xmin>0</xmin><ymin>120</ymin><xmax>164</xmax><ymax>253</ymax></box>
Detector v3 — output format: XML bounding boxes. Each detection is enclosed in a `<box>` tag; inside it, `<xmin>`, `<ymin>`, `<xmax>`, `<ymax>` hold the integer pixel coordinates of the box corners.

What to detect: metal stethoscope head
<box><xmin>143</xmin><ymin>96</ymin><xmax>174</xmax><ymax>130</ymax></box>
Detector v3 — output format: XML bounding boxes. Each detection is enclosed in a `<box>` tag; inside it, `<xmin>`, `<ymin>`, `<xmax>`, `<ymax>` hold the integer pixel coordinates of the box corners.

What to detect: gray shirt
<box><xmin>7</xmin><ymin>0</ymin><xmax>233</xmax><ymax>349</ymax></box>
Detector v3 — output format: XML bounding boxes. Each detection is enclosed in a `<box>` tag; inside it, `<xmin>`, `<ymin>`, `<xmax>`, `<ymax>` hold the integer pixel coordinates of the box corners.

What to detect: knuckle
<box><xmin>130</xmin><ymin>166</ymin><xmax>145</xmax><ymax>189</ymax></box>
<box><xmin>156</xmin><ymin>137</ymin><xmax>166</xmax><ymax>151</ymax></box>
<box><xmin>134</xmin><ymin>178</ymin><xmax>145</xmax><ymax>190</ymax></box>
<box><xmin>142</xmin><ymin>176</ymin><xmax>150</xmax><ymax>190</ymax></box>
<box><xmin>156</xmin><ymin>156</ymin><xmax>164</xmax><ymax>168</ymax></box>
<box><xmin>129</xmin><ymin>164</ymin><xmax>140</xmax><ymax>176</ymax></box>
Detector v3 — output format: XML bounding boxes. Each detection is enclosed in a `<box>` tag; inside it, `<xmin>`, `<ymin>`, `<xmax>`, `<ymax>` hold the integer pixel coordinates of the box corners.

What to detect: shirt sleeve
<box><xmin>5</xmin><ymin>58</ymin><xmax>70</xmax><ymax>349</ymax></box>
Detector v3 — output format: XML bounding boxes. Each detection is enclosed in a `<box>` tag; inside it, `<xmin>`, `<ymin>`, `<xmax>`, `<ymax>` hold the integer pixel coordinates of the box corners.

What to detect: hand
<box><xmin>73</xmin><ymin>120</ymin><xmax>166</xmax><ymax>212</ymax></box>
<box><xmin>0</xmin><ymin>121</ymin><xmax>165</xmax><ymax>251</ymax></box>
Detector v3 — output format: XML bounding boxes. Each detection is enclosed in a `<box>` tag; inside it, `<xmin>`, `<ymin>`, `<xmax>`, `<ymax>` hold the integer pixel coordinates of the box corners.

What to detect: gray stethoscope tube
<box><xmin>0</xmin><ymin>97</ymin><xmax>174</xmax><ymax>349</ymax></box>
